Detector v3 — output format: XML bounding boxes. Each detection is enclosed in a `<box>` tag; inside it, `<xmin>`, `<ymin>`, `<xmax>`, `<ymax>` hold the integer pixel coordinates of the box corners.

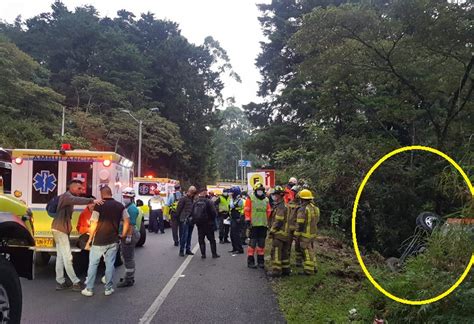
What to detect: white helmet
<box><xmin>289</xmin><ymin>177</ymin><xmax>298</xmax><ymax>185</ymax></box>
<box><xmin>122</xmin><ymin>187</ymin><xmax>135</xmax><ymax>198</ymax></box>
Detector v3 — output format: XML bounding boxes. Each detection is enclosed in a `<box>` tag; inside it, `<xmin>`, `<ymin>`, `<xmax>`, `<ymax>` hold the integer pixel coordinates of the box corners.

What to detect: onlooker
<box><xmin>166</xmin><ymin>184</ymin><xmax>183</xmax><ymax>246</ymax></box>
<box><xmin>148</xmin><ymin>189</ymin><xmax>165</xmax><ymax>234</ymax></box>
<box><xmin>117</xmin><ymin>187</ymin><xmax>141</xmax><ymax>288</ymax></box>
<box><xmin>82</xmin><ymin>185</ymin><xmax>130</xmax><ymax>297</ymax></box>
<box><xmin>192</xmin><ymin>188</ymin><xmax>220</xmax><ymax>259</ymax></box>
<box><xmin>52</xmin><ymin>180</ymin><xmax>100</xmax><ymax>291</ymax></box>
<box><xmin>176</xmin><ymin>186</ymin><xmax>197</xmax><ymax>257</ymax></box>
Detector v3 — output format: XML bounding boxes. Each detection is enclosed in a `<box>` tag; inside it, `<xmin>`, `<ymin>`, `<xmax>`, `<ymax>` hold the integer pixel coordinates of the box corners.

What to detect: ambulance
<box><xmin>10</xmin><ymin>145</ymin><xmax>137</xmax><ymax>264</ymax></box>
<box><xmin>134</xmin><ymin>176</ymin><xmax>179</xmax><ymax>226</ymax></box>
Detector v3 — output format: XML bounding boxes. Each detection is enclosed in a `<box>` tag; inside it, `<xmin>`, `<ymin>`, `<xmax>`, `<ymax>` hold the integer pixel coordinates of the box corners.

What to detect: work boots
<box><xmin>247</xmin><ymin>256</ymin><xmax>257</xmax><ymax>269</ymax></box>
<box><xmin>257</xmin><ymin>255</ymin><xmax>265</xmax><ymax>269</ymax></box>
<box><xmin>117</xmin><ymin>271</ymin><xmax>135</xmax><ymax>288</ymax></box>
<box><xmin>210</xmin><ymin>241</ymin><xmax>220</xmax><ymax>258</ymax></box>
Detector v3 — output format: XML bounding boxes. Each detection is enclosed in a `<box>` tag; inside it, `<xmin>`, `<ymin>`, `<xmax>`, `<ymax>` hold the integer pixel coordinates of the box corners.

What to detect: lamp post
<box><xmin>121</xmin><ymin>108</ymin><xmax>159</xmax><ymax>177</ymax></box>
<box><xmin>61</xmin><ymin>107</ymin><xmax>65</xmax><ymax>137</ymax></box>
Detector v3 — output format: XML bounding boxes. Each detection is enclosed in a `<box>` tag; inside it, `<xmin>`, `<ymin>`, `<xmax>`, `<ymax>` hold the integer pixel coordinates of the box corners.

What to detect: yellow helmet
<box><xmin>299</xmin><ymin>189</ymin><xmax>314</xmax><ymax>200</ymax></box>
<box><xmin>253</xmin><ymin>182</ymin><xmax>265</xmax><ymax>191</ymax></box>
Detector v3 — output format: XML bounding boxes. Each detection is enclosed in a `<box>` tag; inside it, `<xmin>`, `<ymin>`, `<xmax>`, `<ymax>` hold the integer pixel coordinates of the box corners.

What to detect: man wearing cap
<box><xmin>294</xmin><ymin>189</ymin><xmax>320</xmax><ymax>275</ymax></box>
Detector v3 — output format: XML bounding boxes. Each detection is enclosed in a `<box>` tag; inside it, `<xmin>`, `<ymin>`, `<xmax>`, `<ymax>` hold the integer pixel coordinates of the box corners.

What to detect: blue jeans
<box><xmin>86</xmin><ymin>243</ymin><xmax>118</xmax><ymax>291</ymax></box>
<box><xmin>178</xmin><ymin>222</ymin><xmax>194</xmax><ymax>252</ymax></box>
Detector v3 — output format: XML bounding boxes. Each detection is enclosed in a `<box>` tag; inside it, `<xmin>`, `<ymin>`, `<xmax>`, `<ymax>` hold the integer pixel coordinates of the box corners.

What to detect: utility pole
<box><xmin>61</xmin><ymin>106</ymin><xmax>65</xmax><ymax>137</ymax></box>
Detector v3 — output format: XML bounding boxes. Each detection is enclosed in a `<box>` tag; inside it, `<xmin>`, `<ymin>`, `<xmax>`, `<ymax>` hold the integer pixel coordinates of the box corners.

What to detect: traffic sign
<box><xmin>238</xmin><ymin>160</ymin><xmax>252</xmax><ymax>167</ymax></box>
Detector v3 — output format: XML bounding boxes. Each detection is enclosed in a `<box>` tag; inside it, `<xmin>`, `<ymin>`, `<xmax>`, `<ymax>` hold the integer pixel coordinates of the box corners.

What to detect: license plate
<box><xmin>35</xmin><ymin>237</ymin><xmax>54</xmax><ymax>248</ymax></box>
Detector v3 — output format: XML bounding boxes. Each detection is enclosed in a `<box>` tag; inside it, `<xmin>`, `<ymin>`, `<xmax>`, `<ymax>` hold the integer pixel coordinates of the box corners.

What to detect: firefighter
<box><xmin>284</xmin><ymin>177</ymin><xmax>298</xmax><ymax>204</ymax></box>
<box><xmin>244</xmin><ymin>182</ymin><xmax>271</xmax><ymax>269</ymax></box>
<box><xmin>287</xmin><ymin>185</ymin><xmax>302</xmax><ymax>267</ymax></box>
<box><xmin>268</xmin><ymin>186</ymin><xmax>291</xmax><ymax>277</ymax></box>
<box><xmin>293</xmin><ymin>189</ymin><xmax>320</xmax><ymax>275</ymax></box>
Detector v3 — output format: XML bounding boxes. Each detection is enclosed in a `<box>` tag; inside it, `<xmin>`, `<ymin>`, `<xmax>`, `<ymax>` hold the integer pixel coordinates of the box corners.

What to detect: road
<box><xmin>20</xmin><ymin>230</ymin><xmax>285</xmax><ymax>324</ymax></box>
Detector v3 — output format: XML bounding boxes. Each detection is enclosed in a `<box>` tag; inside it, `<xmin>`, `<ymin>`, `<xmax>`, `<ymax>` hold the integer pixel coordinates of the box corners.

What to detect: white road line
<box><xmin>139</xmin><ymin>242</ymin><xmax>200</xmax><ymax>324</ymax></box>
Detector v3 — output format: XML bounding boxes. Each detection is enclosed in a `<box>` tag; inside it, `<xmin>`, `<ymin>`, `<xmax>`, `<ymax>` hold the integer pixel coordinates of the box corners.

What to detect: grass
<box><xmin>269</xmin><ymin>227</ymin><xmax>474</xmax><ymax>324</ymax></box>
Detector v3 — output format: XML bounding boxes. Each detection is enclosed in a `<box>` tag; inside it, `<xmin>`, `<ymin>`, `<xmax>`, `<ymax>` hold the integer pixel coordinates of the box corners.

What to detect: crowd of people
<box><xmin>50</xmin><ymin>176</ymin><xmax>319</xmax><ymax>297</ymax></box>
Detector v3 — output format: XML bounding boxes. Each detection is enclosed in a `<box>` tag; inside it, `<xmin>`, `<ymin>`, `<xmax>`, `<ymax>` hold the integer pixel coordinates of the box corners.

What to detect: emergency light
<box><xmin>14</xmin><ymin>157</ymin><xmax>23</xmax><ymax>165</ymax></box>
<box><xmin>103</xmin><ymin>159</ymin><xmax>111</xmax><ymax>167</ymax></box>
<box><xmin>61</xmin><ymin>143</ymin><xmax>72</xmax><ymax>151</ymax></box>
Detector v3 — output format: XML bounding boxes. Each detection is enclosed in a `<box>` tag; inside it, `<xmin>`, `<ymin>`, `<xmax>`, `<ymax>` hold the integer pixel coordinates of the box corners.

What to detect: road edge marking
<box><xmin>139</xmin><ymin>242</ymin><xmax>200</xmax><ymax>324</ymax></box>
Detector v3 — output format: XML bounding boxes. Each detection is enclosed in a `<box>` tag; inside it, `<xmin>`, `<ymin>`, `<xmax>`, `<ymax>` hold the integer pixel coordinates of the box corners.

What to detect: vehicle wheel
<box><xmin>386</xmin><ymin>257</ymin><xmax>401</xmax><ymax>272</ymax></box>
<box><xmin>136</xmin><ymin>222</ymin><xmax>146</xmax><ymax>247</ymax></box>
<box><xmin>416</xmin><ymin>212</ymin><xmax>440</xmax><ymax>232</ymax></box>
<box><xmin>34</xmin><ymin>252</ymin><xmax>51</xmax><ymax>266</ymax></box>
<box><xmin>0</xmin><ymin>256</ymin><xmax>22</xmax><ymax>324</ymax></box>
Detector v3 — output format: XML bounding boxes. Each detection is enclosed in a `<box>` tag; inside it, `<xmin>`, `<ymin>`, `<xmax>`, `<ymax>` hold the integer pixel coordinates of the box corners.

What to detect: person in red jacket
<box><xmin>244</xmin><ymin>182</ymin><xmax>272</xmax><ymax>269</ymax></box>
<box><xmin>284</xmin><ymin>177</ymin><xmax>298</xmax><ymax>204</ymax></box>
<box><xmin>77</xmin><ymin>196</ymin><xmax>96</xmax><ymax>235</ymax></box>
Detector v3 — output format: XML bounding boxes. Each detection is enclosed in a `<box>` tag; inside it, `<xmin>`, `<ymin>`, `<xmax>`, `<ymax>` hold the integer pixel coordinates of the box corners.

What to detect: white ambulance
<box><xmin>133</xmin><ymin>176</ymin><xmax>179</xmax><ymax>226</ymax></box>
<box><xmin>10</xmin><ymin>146</ymin><xmax>136</xmax><ymax>264</ymax></box>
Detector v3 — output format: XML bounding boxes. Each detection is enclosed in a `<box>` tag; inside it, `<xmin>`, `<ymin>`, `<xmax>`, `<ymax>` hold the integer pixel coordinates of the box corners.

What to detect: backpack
<box><xmin>46</xmin><ymin>195</ymin><xmax>61</xmax><ymax>218</ymax></box>
<box><xmin>191</xmin><ymin>199</ymin><xmax>208</xmax><ymax>224</ymax></box>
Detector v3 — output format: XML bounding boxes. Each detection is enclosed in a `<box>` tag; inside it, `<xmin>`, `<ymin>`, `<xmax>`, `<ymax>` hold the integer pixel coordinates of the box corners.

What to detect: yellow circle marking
<box><xmin>352</xmin><ymin>145</ymin><xmax>474</xmax><ymax>305</ymax></box>
<box><xmin>249</xmin><ymin>174</ymin><xmax>264</xmax><ymax>187</ymax></box>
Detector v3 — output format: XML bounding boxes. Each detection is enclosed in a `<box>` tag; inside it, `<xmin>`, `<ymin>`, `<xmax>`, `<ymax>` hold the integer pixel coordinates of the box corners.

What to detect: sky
<box><xmin>0</xmin><ymin>0</ymin><xmax>271</xmax><ymax>107</ymax></box>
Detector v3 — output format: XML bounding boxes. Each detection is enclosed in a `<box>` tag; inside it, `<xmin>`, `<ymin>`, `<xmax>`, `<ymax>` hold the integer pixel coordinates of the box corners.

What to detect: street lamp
<box><xmin>121</xmin><ymin>108</ymin><xmax>159</xmax><ymax>177</ymax></box>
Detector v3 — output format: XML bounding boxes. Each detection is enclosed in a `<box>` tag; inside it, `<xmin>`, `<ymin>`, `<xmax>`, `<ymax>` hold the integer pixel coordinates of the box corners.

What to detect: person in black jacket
<box><xmin>176</xmin><ymin>186</ymin><xmax>197</xmax><ymax>256</ymax></box>
<box><xmin>192</xmin><ymin>188</ymin><xmax>220</xmax><ymax>259</ymax></box>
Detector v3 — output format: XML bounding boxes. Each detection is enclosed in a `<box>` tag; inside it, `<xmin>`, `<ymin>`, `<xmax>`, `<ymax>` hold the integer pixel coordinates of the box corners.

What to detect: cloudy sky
<box><xmin>0</xmin><ymin>0</ymin><xmax>270</xmax><ymax>107</ymax></box>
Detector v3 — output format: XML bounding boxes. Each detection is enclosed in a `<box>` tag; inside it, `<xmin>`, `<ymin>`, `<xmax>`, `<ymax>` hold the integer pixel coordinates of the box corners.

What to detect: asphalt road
<box><xmin>20</xmin><ymin>230</ymin><xmax>285</xmax><ymax>324</ymax></box>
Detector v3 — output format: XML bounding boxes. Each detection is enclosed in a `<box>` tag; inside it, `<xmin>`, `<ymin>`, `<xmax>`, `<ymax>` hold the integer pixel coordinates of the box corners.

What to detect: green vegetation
<box><xmin>0</xmin><ymin>1</ymin><xmax>240</xmax><ymax>186</ymax></box>
<box><xmin>273</xmin><ymin>228</ymin><xmax>473</xmax><ymax>323</ymax></box>
<box><xmin>247</xmin><ymin>0</ymin><xmax>473</xmax><ymax>252</ymax></box>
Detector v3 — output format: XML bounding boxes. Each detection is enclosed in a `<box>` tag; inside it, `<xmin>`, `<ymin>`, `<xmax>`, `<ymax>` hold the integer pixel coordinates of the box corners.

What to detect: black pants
<box><xmin>230</xmin><ymin>218</ymin><xmax>243</xmax><ymax>252</ymax></box>
<box><xmin>170</xmin><ymin>211</ymin><xmax>179</xmax><ymax>244</ymax></box>
<box><xmin>218</xmin><ymin>212</ymin><xmax>230</xmax><ymax>241</ymax></box>
<box><xmin>149</xmin><ymin>210</ymin><xmax>158</xmax><ymax>233</ymax></box>
<box><xmin>197</xmin><ymin>224</ymin><xmax>217</xmax><ymax>256</ymax></box>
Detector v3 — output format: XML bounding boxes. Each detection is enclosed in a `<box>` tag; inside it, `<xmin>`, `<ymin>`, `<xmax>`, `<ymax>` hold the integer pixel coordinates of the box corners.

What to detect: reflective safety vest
<box><xmin>234</xmin><ymin>198</ymin><xmax>244</xmax><ymax>214</ymax></box>
<box><xmin>218</xmin><ymin>196</ymin><xmax>230</xmax><ymax>213</ymax></box>
<box><xmin>170</xmin><ymin>193</ymin><xmax>179</xmax><ymax>212</ymax></box>
<box><xmin>295</xmin><ymin>202</ymin><xmax>319</xmax><ymax>240</ymax></box>
<box><xmin>250</xmin><ymin>195</ymin><xmax>268</xmax><ymax>227</ymax></box>
<box><xmin>287</xmin><ymin>199</ymin><xmax>300</xmax><ymax>232</ymax></box>
<box><xmin>271</xmin><ymin>201</ymin><xmax>290</xmax><ymax>241</ymax></box>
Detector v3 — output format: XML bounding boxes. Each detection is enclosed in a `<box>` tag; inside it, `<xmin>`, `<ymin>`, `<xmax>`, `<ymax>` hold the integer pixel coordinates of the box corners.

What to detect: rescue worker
<box><xmin>216</xmin><ymin>189</ymin><xmax>231</xmax><ymax>244</ymax></box>
<box><xmin>245</xmin><ymin>182</ymin><xmax>271</xmax><ymax>269</ymax></box>
<box><xmin>117</xmin><ymin>187</ymin><xmax>141</xmax><ymax>287</ymax></box>
<box><xmin>148</xmin><ymin>189</ymin><xmax>165</xmax><ymax>234</ymax></box>
<box><xmin>228</xmin><ymin>186</ymin><xmax>244</xmax><ymax>254</ymax></box>
<box><xmin>287</xmin><ymin>185</ymin><xmax>303</xmax><ymax>267</ymax></box>
<box><xmin>294</xmin><ymin>189</ymin><xmax>320</xmax><ymax>275</ymax></box>
<box><xmin>240</xmin><ymin>191</ymin><xmax>248</xmax><ymax>245</ymax></box>
<box><xmin>166</xmin><ymin>184</ymin><xmax>183</xmax><ymax>246</ymax></box>
<box><xmin>268</xmin><ymin>186</ymin><xmax>290</xmax><ymax>277</ymax></box>
<box><xmin>284</xmin><ymin>177</ymin><xmax>298</xmax><ymax>204</ymax></box>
